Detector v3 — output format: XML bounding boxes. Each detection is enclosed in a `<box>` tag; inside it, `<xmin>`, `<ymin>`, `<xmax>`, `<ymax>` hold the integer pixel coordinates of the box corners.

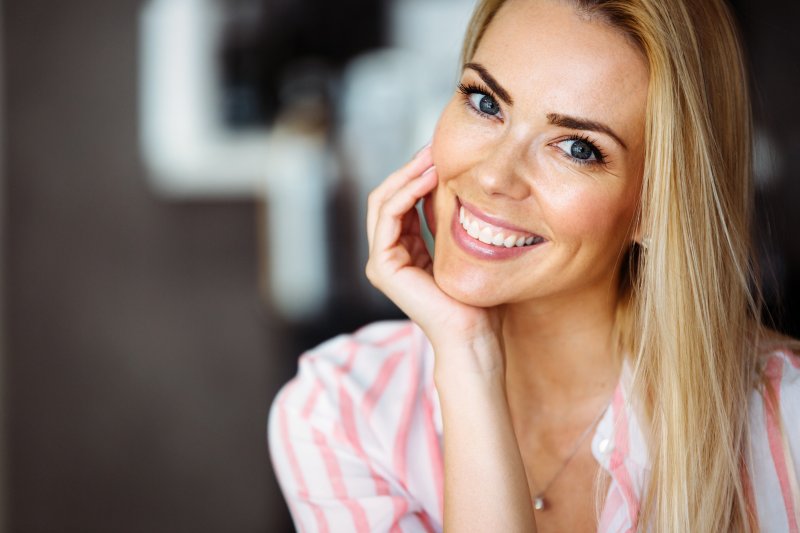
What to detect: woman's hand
<box><xmin>365</xmin><ymin>144</ymin><xmax>505</xmax><ymax>379</ymax></box>
<box><xmin>366</xmin><ymin>144</ymin><xmax>537</xmax><ymax>532</ymax></box>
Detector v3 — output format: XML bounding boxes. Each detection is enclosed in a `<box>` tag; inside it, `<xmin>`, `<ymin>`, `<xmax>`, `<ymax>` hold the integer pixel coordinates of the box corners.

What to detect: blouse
<box><xmin>268</xmin><ymin>320</ymin><xmax>800</xmax><ymax>532</ymax></box>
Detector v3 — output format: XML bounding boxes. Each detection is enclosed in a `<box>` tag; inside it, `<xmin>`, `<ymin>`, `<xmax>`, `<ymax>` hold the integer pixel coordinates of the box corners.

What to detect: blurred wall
<box><xmin>733</xmin><ymin>0</ymin><xmax>800</xmax><ymax>335</ymax></box>
<box><xmin>4</xmin><ymin>0</ymin><xmax>296</xmax><ymax>530</ymax></box>
<box><xmin>0</xmin><ymin>0</ymin><xmax>6</xmax><ymax>529</ymax></box>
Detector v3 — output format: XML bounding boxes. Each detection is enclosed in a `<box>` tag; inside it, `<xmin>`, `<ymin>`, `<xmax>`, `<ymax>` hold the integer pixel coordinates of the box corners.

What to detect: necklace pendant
<box><xmin>533</xmin><ymin>495</ymin><xmax>546</xmax><ymax>511</ymax></box>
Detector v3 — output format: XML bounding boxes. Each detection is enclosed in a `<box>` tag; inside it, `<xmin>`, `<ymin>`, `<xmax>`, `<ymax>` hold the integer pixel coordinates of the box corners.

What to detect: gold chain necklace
<box><xmin>531</xmin><ymin>400</ymin><xmax>611</xmax><ymax>511</ymax></box>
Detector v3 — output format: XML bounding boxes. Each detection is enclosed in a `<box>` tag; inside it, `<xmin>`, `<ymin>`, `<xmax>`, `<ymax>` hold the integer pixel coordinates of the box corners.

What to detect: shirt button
<box><xmin>598</xmin><ymin>438</ymin><xmax>613</xmax><ymax>454</ymax></box>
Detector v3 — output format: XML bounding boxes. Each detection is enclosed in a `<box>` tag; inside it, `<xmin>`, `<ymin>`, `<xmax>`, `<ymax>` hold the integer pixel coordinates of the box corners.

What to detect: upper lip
<box><xmin>458</xmin><ymin>198</ymin><xmax>542</xmax><ymax>236</ymax></box>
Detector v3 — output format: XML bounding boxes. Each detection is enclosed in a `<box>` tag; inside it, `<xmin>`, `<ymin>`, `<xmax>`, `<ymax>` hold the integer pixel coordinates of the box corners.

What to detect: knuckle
<box><xmin>364</xmin><ymin>261</ymin><xmax>377</xmax><ymax>284</ymax></box>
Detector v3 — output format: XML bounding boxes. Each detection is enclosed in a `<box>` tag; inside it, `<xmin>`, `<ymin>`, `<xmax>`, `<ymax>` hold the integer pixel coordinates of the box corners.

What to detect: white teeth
<box><xmin>458</xmin><ymin>205</ymin><xmax>543</xmax><ymax>249</ymax></box>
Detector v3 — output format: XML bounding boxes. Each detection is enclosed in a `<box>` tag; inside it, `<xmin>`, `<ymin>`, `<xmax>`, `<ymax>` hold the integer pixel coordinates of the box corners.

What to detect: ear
<box><xmin>632</xmin><ymin>230</ymin><xmax>644</xmax><ymax>248</ymax></box>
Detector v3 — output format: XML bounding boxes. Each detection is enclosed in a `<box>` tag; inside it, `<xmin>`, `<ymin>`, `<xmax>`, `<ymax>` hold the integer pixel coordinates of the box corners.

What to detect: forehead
<box><xmin>472</xmin><ymin>0</ymin><xmax>648</xmax><ymax>138</ymax></box>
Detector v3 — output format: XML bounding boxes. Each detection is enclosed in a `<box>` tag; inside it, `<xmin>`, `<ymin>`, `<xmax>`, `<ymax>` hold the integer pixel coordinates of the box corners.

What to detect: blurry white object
<box><xmin>261</xmin><ymin>128</ymin><xmax>333</xmax><ymax>320</ymax></box>
<box><xmin>139</xmin><ymin>0</ymin><xmax>332</xmax><ymax>319</ymax></box>
<box><xmin>753</xmin><ymin>128</ymin><xmax>783</xmax><ymax>190</ymax></box>
<box><xmin>139</xmin><ymin>0</ymin><xmax>270</xmax><ymax>197</ymax></box>
<box><xmin>390</xmin><ymin>0</ymin><xmax>476</xmax><ymax>58</ymax></box>
<box><xmin>138</xmin><ymin>0</ymin><xmax>477</xmax><ymax>315</ymax></box>
<box><xmin>339</xmin><ymin>0</ymin><xmax>476</xmax><ymax>304</ymax></box>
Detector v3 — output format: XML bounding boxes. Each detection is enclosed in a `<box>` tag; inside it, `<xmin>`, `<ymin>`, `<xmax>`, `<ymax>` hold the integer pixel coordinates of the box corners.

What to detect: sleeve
<box><xmin>775</xmin><ymin>352</ymin><xmax>800</xmax><ymax>505</ymax></box>
<box><xmin>749</xmin><ymin>350</ymin><xmax>800</xmax><ymax>532</ymax></box>
<box><xmin>768</xmin><ymin>351</ymin><xmax>800</xmax><ymax>488</ymax></box>
<box><xmin>267</xmin><ymin>330</ymin><xmax>436</xmax><ymax>533</ymax></box>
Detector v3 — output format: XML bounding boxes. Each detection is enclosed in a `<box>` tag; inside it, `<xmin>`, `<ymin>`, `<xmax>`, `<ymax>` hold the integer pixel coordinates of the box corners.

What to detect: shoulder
<box><xmin>275</xmin><ymin>320</ymin><xmax>431</xmax><ymax>407</ymax></box>
<box><xmin>746</xmin><ymin>348</ymin><xmax>800</xmax><ymax>531</ymax></box>
<box><xmin>755</xmin><ymin>347</ymin><xmax>800</xmax><ymax>416</ymax></box>
<box><xmin>268</xmin><ymin>319</ymin><xmax>436</xmax><ymax>457</ymax></box>
<box><xmin>752</xmin><ymin>331</ymin><xmax>800</xmax><ymax>407</ymax></box>
<box><xmin>266</xmin><ymin>320</ymin><xmax>443</xmax><ymax>531</ymax></box>
<box><xmin>761</xmin><ymin>347</ymin><xmax>800</xmax><ymax>382</ymax></box>
<box><xmin>750</xmin><ymin>346</ymin><xmax>800</xmax><ymax>429</ymax></box>
<box><xmin>762</xmin><ymin>347</ymin><xmax>800</xmax><ymax>423</ymax></box>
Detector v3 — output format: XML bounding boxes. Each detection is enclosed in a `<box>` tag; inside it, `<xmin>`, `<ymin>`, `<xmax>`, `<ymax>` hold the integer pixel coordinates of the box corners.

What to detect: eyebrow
<box><xmin>463</xmin><ymin>62</ymin><xmax>629</xmax><ymax>151</ymax></box>
<box><xmin>547</xmin><ymin>113</ymin><xmax>628</xmax><ymax>151</ymax></box>
<box><xmin>463</xmin><ymin>62</ymin><xmax>514</xmax><ymax>106</ymax></box>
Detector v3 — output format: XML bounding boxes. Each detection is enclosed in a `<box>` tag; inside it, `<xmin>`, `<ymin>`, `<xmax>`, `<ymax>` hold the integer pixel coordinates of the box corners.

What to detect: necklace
<box><xmin>531</xmin><ymin>400</ymin><xmax>611</xmax><ymax>511</ymax></box>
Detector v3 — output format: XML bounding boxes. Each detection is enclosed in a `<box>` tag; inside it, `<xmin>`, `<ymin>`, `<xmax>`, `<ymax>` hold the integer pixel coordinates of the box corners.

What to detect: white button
<box><xmin>598</xmin><ymin>438</ymin><xmax>613</xmax><ymax>454</ymax></box>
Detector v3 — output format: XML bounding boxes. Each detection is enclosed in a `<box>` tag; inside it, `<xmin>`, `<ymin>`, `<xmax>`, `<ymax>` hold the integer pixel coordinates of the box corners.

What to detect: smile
<box><xmin>451</xmin><ymin>199</ymin><xmax>547</xmax><ymax>260</ymax></box>
<box><xmin>459</xmin><ymin>206</ymin><xmax>545</xmax><ymax>248</ymax></box>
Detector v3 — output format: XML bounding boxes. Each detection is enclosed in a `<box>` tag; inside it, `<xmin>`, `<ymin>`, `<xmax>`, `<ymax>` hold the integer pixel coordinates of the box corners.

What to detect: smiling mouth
<box><xmin>458</xmin><ymin>205</ymin><xmax>546</xmax><ymax>248</ymax></box>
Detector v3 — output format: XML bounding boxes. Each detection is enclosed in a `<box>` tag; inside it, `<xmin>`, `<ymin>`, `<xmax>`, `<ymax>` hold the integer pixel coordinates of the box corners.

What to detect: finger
<box><xmin>370</xmin><ymin>166</ymin><xmax>437</xmax><ymax>251</ymax></box>
<box><xmin>414</xmin><ymin>251</ymin><xmax>432</xmax><ymax>273</ymax></box>
<box><xmin>404</xmin><ymin>205</ymin><xmax>421</xmax><ymax>235</ymax></box>
<box><xmin>371</xmin><ymin>167</ymin><xmax>437</xmax><ymax>252</ymax></box>
<box><xmin>367</xmin><ymin>151</ymin><xmax>432</xmax><ymax>243</ymax></box>
<box><xmin>394</xmin><ymin>234</ymin><xmax>432</xmax><ymax>272</ymax></box>
<box><xmin>380</xmin><ymin>143</ymin><xmax>433</xmax><ymax>199</ymax></box>
<box><xmin>409</xmin><ymin>238</ymin><xmax>432</xmax><ymax>270</ymax></box>
<box><xmin>367</xmin><ymin>145</ymin><xmax>433</xmax><ymax>238</ymax></box>
<box><xmin>368</xmin><ymin>165</ymin><xmax>437</xmax><ymax>250</ymax></box>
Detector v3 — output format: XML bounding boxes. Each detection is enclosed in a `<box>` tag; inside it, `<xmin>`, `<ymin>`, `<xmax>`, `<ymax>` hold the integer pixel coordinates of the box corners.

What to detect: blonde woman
<box><xmin>268</xmin><ymin>0</ymin><xmax>800</xmax><ymax>530</ymax></box>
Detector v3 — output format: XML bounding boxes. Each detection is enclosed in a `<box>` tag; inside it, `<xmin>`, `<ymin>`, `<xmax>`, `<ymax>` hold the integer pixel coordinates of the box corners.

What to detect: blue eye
<box><xmin>468</xmin><ymin>92</ymin><xmax>501</xmax><ymax>116</ymax></box>
<box><xmin>458</xmin><ymin>83</ymin><xmax>503</xmax><ymax>118</ymax></box>
<box><xmin>555</xmin><ymin>137</ymin><xmax>605</xmax><ymax>165</ymax></box>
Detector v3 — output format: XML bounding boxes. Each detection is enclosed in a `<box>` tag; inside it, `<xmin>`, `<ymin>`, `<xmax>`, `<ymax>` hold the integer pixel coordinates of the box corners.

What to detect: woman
<box><xmin>268</xmin><ymin>0</ymin><xmax>800</xmax><ymax>530</ymax></box>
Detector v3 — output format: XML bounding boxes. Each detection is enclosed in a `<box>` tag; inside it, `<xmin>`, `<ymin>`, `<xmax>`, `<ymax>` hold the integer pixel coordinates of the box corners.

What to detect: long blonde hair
<box><xmin>462</xmin><ymin>0</ymin><xmax>766</xmax><ymax>530</ymax></box>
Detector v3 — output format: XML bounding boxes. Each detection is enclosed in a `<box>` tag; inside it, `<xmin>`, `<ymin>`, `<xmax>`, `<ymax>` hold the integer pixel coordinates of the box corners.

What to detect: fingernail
<box><xmin>414</xmin><ymin>141</ymin><xmax>432</xmax><ymax>158</ymax></box>
<box><xmin>421</xmin><ymin>165</ymin><xmax>436</xmax><ymax>176</ymax></box>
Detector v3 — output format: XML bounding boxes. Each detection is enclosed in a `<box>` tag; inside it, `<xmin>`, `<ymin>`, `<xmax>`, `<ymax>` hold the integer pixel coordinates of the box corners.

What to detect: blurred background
<box><xmin>0</xmin><ymin>0</ymin><xmax>798</xmax><ymax>531</ymax></box>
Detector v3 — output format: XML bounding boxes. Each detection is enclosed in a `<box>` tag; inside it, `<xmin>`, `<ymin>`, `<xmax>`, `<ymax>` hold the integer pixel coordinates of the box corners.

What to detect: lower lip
<box><xmin>450</xmin><ymin>201</ymin><xmax>546</xmax><ymax>260</ymax></box>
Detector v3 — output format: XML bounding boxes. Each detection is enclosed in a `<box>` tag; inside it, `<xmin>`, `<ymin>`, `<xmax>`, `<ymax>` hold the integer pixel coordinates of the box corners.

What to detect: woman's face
<box><xmin>428</xmin><ymin>0</ymin><xmax>648</xmax><ymax>308</ymax></box>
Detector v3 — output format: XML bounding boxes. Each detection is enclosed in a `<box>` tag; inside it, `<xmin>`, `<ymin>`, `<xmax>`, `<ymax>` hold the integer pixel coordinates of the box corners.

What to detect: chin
<box><xmin>432</xmin><ymin>262</ymin><xmax>507</xmax><ymax>308</ymax></box>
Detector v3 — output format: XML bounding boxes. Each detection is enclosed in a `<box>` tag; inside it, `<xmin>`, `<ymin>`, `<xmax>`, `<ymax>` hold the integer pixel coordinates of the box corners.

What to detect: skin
<box><xmin>366</xmin><ymin>0</ymin><xmax>649</xmax><ymax>530</ymax></box>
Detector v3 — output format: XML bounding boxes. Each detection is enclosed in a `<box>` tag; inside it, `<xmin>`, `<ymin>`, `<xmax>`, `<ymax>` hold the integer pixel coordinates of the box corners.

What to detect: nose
<box><xmin>473</xmin><ymin>139</ymin><xmax>532</xmax><ymax>201</ymax></box>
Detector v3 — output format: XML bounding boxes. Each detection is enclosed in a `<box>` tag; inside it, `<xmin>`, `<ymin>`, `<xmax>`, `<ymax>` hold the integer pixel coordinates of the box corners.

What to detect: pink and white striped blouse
<box><xmin>268</xmin><ymin>320</ymin><xmax>800</xmax><ymax>532</ymax></box>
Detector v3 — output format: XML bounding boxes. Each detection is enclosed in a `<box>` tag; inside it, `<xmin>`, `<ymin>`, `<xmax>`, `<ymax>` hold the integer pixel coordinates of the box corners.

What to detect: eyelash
<box><xmin>558</xmin><ymin>134</ymin><xmax>609</xmax><ymax>167</ymax></box>
<box><xmin>456</xmin><ymin>82</ymin><xmax>609</xmax><ymax>168</ymax></box>
<box><xmin>457</xmin><ymin>82</ymin><xmax>498</xmax><ymax>119</ymax></box>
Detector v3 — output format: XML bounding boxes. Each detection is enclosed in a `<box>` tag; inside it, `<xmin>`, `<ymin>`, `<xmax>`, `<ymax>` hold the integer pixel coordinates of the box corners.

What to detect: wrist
<box><xmin>432</xmin><ymin>337</ymin><xmax>506</xmax><ymax>391</ymax></box>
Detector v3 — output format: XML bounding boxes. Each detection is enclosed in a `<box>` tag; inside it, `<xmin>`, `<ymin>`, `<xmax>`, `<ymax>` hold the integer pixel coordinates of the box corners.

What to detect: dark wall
<box><xmin>0</xmin><ymin>0</ymin><xmax>6</xmax><ymax>527</ymax></box>
<box><xmin>733</xmin><ymin>0</ymin><xmax>800</xmax><ymax>335</ymax></box>
<box><xmin>5</xmin><ymin>0</ymin><xmax>295</xmax><ymax>530</ymax></box>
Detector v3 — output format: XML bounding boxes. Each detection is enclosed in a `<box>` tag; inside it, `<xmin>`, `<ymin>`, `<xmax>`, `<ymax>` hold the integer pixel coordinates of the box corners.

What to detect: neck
<box><xmin>503</xmin><ymin>285</ymin><xmax>622</xmax><ymax>416</ymax></box>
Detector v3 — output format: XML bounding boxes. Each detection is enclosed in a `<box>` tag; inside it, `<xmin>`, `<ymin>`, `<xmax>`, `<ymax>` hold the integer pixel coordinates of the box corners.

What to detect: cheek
<box><xmin>532</xmin><ymin>151</ymin><xmax>641</xmax><ymax>243</ymax></box>
<box><xmin>429</xmin><ymin>103</ymin><xmax>489</xmax><ymax>228</ymax></box>
<box><xmin>426</xmin><ymin>105</ymin><xmax>462</xmax><ymax>235</ymax></box>
<box><xmin>540</xmin><ymin>179</ymin><xmax>638</xmax><ymax>248</ymax></box>
<box><xmin>431</xmin><ymin>102</ymin><xmax>485</xmax><ymax>187</ymax></box>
